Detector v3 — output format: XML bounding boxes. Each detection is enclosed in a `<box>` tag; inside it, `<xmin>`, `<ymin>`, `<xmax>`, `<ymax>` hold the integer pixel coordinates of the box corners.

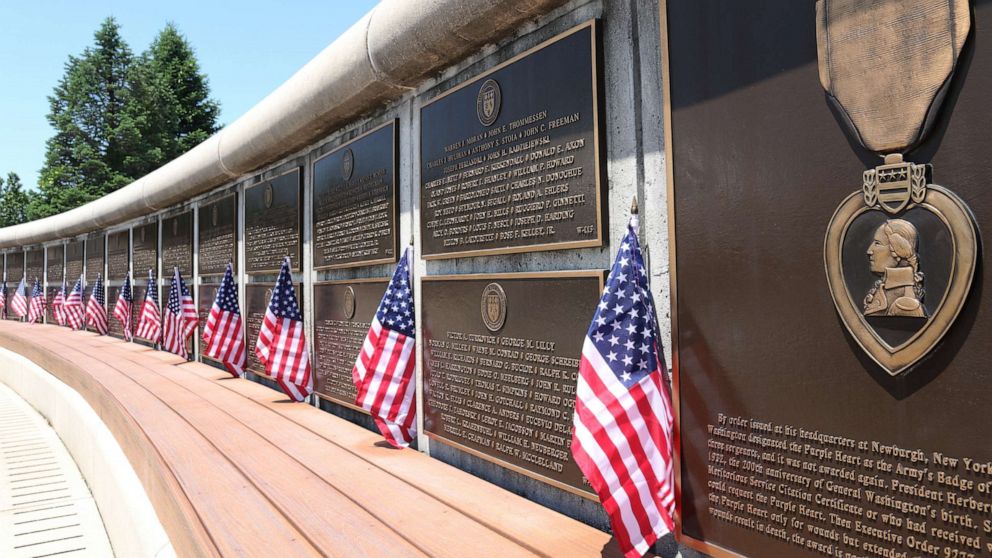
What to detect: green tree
<box><xmin>36</xmin><ymin>18</ymin><xmax>138</xmax><ymax>217</ymax></box>
<box><xmin>0</xmin><ymin>173</ymin><xmax>30</xmax><ymax>227</ymax></box>
<box><xmin>33</xmin><ymin>18</ymin><xmax>220</xmax><ymax>221</ymax></box>
<box><xmin>134</xmin><ymin>23</ymin><xmax>220</xmax><ymax>171</ymax></box>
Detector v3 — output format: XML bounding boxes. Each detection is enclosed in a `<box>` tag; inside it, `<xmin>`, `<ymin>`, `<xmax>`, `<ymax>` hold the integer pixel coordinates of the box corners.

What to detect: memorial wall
<box><xmin>0</xmin><ymin>0</ymin><xmax>671</xmax><ymax>542</ymax></box>
<box><xmin>9</xmin><ymin>1</ymin><xmax>988</xmax><ymax>557</ymax></box>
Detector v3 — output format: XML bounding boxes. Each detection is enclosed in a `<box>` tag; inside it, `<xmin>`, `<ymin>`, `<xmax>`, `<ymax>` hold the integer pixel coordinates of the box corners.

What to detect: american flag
<box><xmin>63</xmin><ymin>277</ymin><xmax>85</xmax><ymax>330</ymax></box>
<box><xmin>113</xmin><ymin>274</ymin><xmax>133</xmax><ymax>341</ymax></box>
<box><xmin>352</xmin><ymin>246</ymin><xmax>417</xmax><ymax>447</ymax></box>
<box><xmin>85</xmin><ymin>274</ymin><xmax>108</xmax><ymax>335</ymax></box>
<box><xmin>135</xmin><ymin>270</ymin><xmax>162</xmax><ymax>343</ymax></box>
<box><xmin>254</xmin><ymin>257</ymin><xmax>311</xmax><ymax>402</ymax></box>
<box><xmin>27</xmin><ymin>279</ymin><xmax>46</xmax><ymax>324</ymax></box>
<box><xmin>570</xmin><ymin>214</ymin><xmax>676</xmax><ymax>558</ymax></box>
<box><xmin>10</xmin><ymin>278</ymin><xmax>27</xmax><ymax>318</ymax></box>
<box><xmin>52</xmin><ymin>279</ymin><xmax>67</xmax><ymax>326</ymax></box>
<box><xmin>202</xmin><ymin>263</ymin><xmax>246</xmax><ymax>377</ymax></box>
<box><xmin>0</xmin><ymin>278</ymin><xmax>6</xmax><ymax>319</ymax></box>
<box><xmin>162</xmin><ymin>268</ymin><xmax>197</xmax><ymax>359</ymax></box>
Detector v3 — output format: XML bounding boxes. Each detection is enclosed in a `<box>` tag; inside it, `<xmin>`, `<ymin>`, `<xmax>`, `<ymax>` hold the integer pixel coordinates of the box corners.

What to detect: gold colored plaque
<box><xmin>818</xmin><ymin>1</ymin><xmax>978</xmax><ymax>375</ymax></box>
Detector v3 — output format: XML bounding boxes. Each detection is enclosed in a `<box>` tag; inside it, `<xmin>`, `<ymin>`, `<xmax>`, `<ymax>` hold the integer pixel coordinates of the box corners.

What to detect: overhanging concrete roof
<box><xmin>0</xmin><ymin>0</ymin><xmax>567</xmax><ymax>248</ymax></box>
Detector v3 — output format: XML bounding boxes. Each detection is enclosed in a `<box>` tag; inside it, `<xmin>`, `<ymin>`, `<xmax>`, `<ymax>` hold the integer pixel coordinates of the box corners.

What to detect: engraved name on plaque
<box><xmin>162</xmin><ymin>211</ymin><xmax>193</xmax><ymax>276</ymax></box>
<box><xmin>313</xmin><ymin>122</ymin><xmax>398</xmax><ymax>269</ymax></box>
<box><xmin>65</xmin><ymin>240</ymin><xmax>83</xmax><ymax>283</ymax></box>
<box><xmin>420</xmin><ymin>21</ymin><xmax>604</xmax><ymax>259</ymax></box>
<box><xmin>245</xmin><ymin>169</ymin><xmax>302</xmax><ymax>274</ymax></box>
<box><xmin>46</xmin><ymin>245</ymin><xmax>64</xmax><ymax>324</ymax></box>
<box><xmin>132</xmin><ymin>222</ymin><xmax>158</xmax><ymax>278</ymax></box>
<box><xmin>25</xmin><ymin>249</ymin><xmax>44</xmax><ymax>285</ymax></box>
<box><xmin>107</xmin><ymin>231</ymin><xmax>129</xmax><ymax>281</ymax></box>
<box><xmin>313</xmin><ymin>279</ymin><xmax>389</xmax><ymax>408</ymax></box>
<box><xmin>85</xmin><ymin>233</ymin><xmax>105</xmax><ymax>284</ymax></box>
<box><xmin>199</xmin><ymin>195</ymin><xmax>237</xmax><ymax>276</ymax></box>
<box><xmin>422</xmin><ymin>272</ymin><xmax>603</xmax><ymax>497</ymax></box>
<box><xmin>245</xmin><ymin>282</ymin><xmax>303</xmax><ymax>375</ymax></box>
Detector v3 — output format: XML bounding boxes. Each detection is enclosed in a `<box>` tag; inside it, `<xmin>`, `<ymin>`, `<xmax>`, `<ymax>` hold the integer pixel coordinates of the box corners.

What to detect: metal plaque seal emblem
<box><xmin>172</xmin><ymin>218</ymin><xmax>179</xmax><ymax>236</ymax></box>
<box><xmin>481</xmin><ymin>282</ymin><xmax>507</xmax><ymax>332</ymax></box>
<box><xmin>341</xmin><ymin>148</ymin><xmax>354</xmax><ymax>181</ymax></box>
<box><xmin>818</xmin><ymin>0</ymin><xmax>978</xmax><ymax>375</ymax></box>
<box><xmin>476</xmin><ymin>79</ymin><xmax>501</xmax><ymax>127</ymax></box>
<box><xmin>343</xmin><ymin>286</ymin><xmax>356</xmax><ymax>320</ymax></box>
<box><xmin>263</xmin><ymin>184</ymin><xmax>274</xmax><ymax>208</ymax></box>
<box><xmin>211</xmin><ymin>204</ymin><xmax>219</xmax><ymax>227</ymax></box>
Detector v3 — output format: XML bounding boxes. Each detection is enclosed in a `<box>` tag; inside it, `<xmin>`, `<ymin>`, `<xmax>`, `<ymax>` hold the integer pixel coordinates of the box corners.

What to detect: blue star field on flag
<box><xmin>375</xmin><ymin>252</ymin><xmax>415</xmax><ymax>338</ymax></box>
<box><xmin>91</xmin><ymin>276</ymin><xmax>105</xmax><ymax>306</ymax></box>
<box><xmin>30</xmin><ymin>279</ymin><xmax>42</xmax><ymax>299</ymax></box>
<box><xmin>167</xmin><ymin>271</ymin><xmax>190</xmax><ymax>315</ymax></box>
<box><xmin>269</xmin><ymin>260</ymin><xmax>302</xmax><ymax>322</ymax></box>
<box><xmin>215</xmin><ymin>265</ymin><xmax>240</xmax><ymax>315</ymax></box>
<box><xmin>586</xmin><ymin>221</ymin><xmax>659</xmax><ymax>388</ymax></box>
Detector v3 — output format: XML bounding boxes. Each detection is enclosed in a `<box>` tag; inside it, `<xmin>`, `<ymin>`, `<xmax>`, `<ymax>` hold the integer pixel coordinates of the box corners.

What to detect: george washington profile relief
<box><xmin>863</xmin><ymin>219</ymin><xmax>927</xmax><ymax>318</ymax></box>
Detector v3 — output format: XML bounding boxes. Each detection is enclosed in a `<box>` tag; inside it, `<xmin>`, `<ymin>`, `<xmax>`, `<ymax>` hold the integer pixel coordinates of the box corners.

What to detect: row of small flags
<box><xmin>0</xmin><ymin>210</ymin><xmax>675</xmax><ymax>558</ymax></box>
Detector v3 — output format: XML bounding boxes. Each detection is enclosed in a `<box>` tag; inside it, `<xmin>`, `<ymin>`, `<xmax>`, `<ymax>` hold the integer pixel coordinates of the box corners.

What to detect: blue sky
<box><xmin>0</xmin><ymin>1</ymin><xmax>379</xmax><ymax>189</ymax></box>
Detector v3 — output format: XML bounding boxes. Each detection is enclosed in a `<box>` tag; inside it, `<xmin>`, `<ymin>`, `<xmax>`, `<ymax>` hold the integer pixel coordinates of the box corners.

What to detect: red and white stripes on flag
<box><xmin>254</xmin><ymin>257</ymin><xmax>311</xmax><ymax>402</ymax></box>
<box><xmin>85</xmin><ymin>275</ymin><xmax>108</xmax><ymax>335</ymax></box>
<box><xmin>113</xmin><ymin>274</ymin><xmax>133</xmax><ymax>341</ymax></box>
<box><xmin>63</xmin><ymin>277</ymin><xmax>85</xmax><ymax>331</ymax></box>
<box><xmin>135</xmin><ymin>270</ymin><xmax>162</xmax><ymax>343</ymax></box>
<box><xmin>352</xmin><ymin>246</ymin><xmax>417</xmax><ymax>448</ymax></box>
<box><xmin>571</xmin><ymin>215</ymin><xmax>676</xmax><ymax>558</ymax></box>
<box><xmin>202</xmin><ymin>263</ymin><xmax>246</xmax><ymax>377</ymax></box>
<box><xmin>161</xmin><ymin>268</ymin><xmax>198</xmax><ymax>358</ymax></box>
<box><xmin>27</xmin><ymin>279</ymin><xmax>45</xmax><ymax>324</ymax></box>
<box><xmin>0</xmin><ymin>280</ymin><xmax>7</xmax><ymax>320</ymax></box>
<box><xmin>52</xmin><ymin>280</ymin><xmax>67</xmax><ymax>326</ymax></box>
<box><xmin>10</xmin><ymin>278</ymin><xmax>27</xmax><ymax>318</ymax></box>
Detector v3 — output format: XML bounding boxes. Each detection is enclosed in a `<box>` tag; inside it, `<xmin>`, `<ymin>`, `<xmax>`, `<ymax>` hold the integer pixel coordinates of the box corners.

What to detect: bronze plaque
<box><xmin>107</xmin><ymin>231</ymin><xmax>129</xmax><ymax>282</ymax></box>
<box><xmin>6</xmin><ymin>251</ymin><xmax>23</xmax><ymax>281</ymax></box>
<box><xmin>199</xmin><ymin>195</ymin><xmax>237</xmax><ymax>275</ymax></box>
<box><xmin>419</xmin><ymin>21</ymin><xmax>604</xmax><ymax>259</ymax></box>
<box><xmin>24</xmin><ymin>249</ymin><xmax>44</xmax><ymax>284</ymax></box>
<box><xmin>667</xmin><ymin>2</ymin><xmax>992</xmax><ymax>557</ymax></box>
<box><xmin>422</xmin><ymin>272</ymin><xmax>602</xmax><ymax>497</ymax></box>
<box><xmin>245</xmin><ymin>282</ymin><xmax>303</xmax><ymax>375</ymax></box>
<box><xmin>65</xmin><ymin>240</ymin><xmax>83</xmax><ymax>282</ymax></box>
<box><xmin>245</xmin><ymin>169</ymin><xmax>302</xmax><ymax>274</ymax></box>
<box><xmin>107</xmin><ymin>285</ymin><xmax>127</xmax><ymax>339</ymax></box>
<box><xmin>313</xmin><ymin>122</ymin><xmax>398</xmax><ymax>269</ymax></box>
<box><xmin>313</xmin><ymin>279</ymin><xmax>389</xmax><ymax>409</ymax></box>
<box><xmin>46</xmin><ymin>245</ymin><xmax>64</xmax><ymax>285</ymax></box>
<box><xmin>162</xmin><ymin>211</ymin><xmax>193</xmax><ymax>276</ymax></box>
<box><xmin>132</xmin><ymin>222</ymin><xmax>158</xmax><ymax>279</ymax></box>
<box><xmin>85</xmin><ymin>233</ymin><xmax>105</xmax><ymax>283</ymax></box>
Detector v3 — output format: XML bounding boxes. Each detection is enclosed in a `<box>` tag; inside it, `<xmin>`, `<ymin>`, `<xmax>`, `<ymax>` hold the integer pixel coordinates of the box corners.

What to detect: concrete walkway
<box><xmin>0</xmin><ymin>382</ymin><xmax>114</xmax><ymax>557</ymax></box>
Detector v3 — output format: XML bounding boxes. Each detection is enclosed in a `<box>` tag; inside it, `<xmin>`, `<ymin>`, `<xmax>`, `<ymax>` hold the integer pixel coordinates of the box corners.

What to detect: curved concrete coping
<box><xmin>0</xmin><ymin>346</ymin><xmax>175</xmax><ymax>558</ymax></box>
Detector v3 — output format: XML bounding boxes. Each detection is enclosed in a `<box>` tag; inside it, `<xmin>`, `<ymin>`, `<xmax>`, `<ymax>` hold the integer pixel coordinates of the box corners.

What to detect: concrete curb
<box><xmin>0</xmin><ymin>346</ymin><xmax>175</xmax><ymax>558</ymax></box>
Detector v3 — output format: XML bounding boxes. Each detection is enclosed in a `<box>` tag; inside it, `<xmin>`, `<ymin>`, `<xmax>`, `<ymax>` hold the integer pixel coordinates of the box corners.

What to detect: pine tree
<box><xmin>0</xmin><ymin>173</ymin><xmax>30</xmax><ymax>227</ymax></box>
<box><xmin>33</xmin><ymin>18</ymin><xmax>220</xmax><ymax>221</ymax></box>
<box><xmin>37</xmin><ymin>18</ymin><xmax>138</xmax><ymax>217</ymax></box>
